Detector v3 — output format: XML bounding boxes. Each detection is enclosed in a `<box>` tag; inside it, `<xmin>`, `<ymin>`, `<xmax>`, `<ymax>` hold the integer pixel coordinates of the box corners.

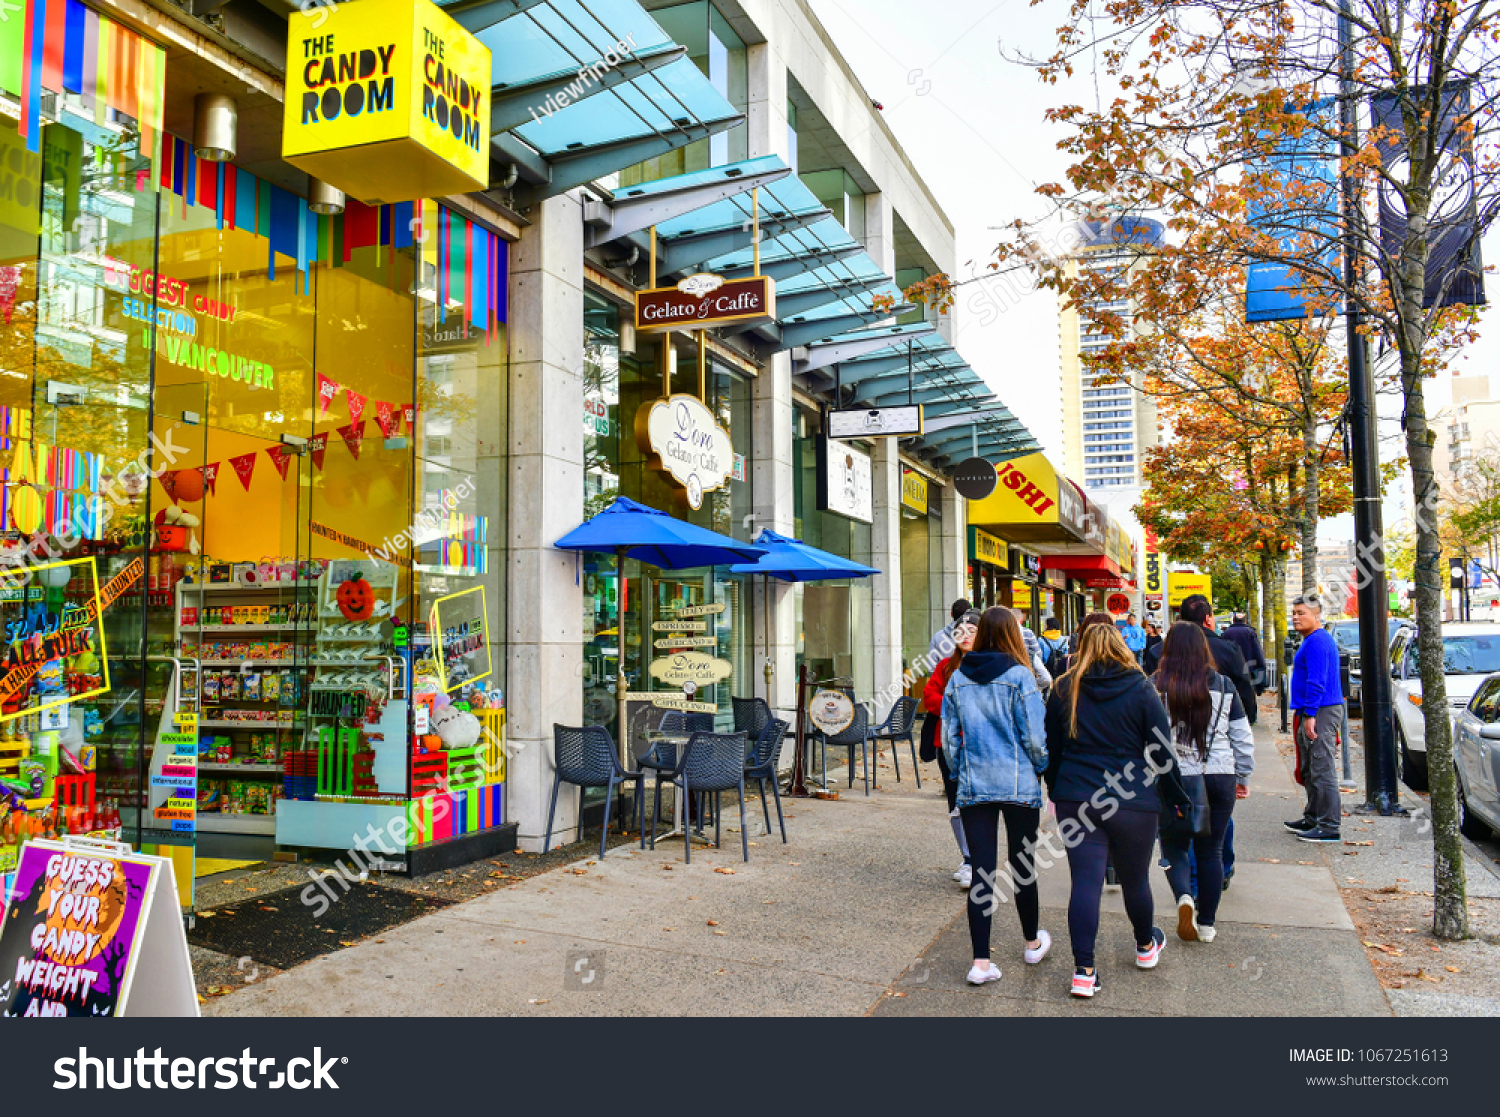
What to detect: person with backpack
<box><xmin>942</xmin><ymin>607</ymin><xmax>1052</xmax><ymax>985</ymax></box>
<box><xmin>1152</xmin><ymin>622</ymin><xmax>1255</xmax><ymax>943</ymax></box>
<box><xmin>923</xmin><ymin>608</ymin><xmax>981</xmax><ymax>887</ymax></box>
<box><xmin>1040</xmin><ymin>616</ymin><xmax>1068</xmax><ymax>675</ymax></box>
<box><xmin>1045</xmin><ymin>623</ymin><xmax>1184</xmax><ymax>998</ymax></box>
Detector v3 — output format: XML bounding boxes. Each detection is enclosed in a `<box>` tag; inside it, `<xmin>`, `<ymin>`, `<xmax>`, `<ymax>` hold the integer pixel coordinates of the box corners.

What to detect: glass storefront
<box><xmin>792</xmin><ymin>405</ymin><xmax>873</xmax><ymax>699</ymax></box>
<box><xmin>0</xmin><ymin>112</ymin><xmax>509</xmax><ymax>883</ymax></box>
<box><xmin>581</xmin><ymin>290</ymin><xmax>754</xmax><ymax>757</ymax></box>
<box><xmin>899</xmin><ymin>475</ymin><xmax>944</xmax><ymax>678</ymax></box>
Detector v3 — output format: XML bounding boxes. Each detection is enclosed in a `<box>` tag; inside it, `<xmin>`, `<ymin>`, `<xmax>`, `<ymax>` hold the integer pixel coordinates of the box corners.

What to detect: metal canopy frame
<box><xmin>794</xmin><ymin>324</ymin><xmax>938</xmax><ymax>374</ymax></box>
<box><xmin>490</xmin><ymin>44</ymin><xmax>688</xmax><ymax>132</ymax></box>
<box><xmin>582</xmin><ymin>157</ymin><xmax>793</xmax><ymax>247</ymax></box>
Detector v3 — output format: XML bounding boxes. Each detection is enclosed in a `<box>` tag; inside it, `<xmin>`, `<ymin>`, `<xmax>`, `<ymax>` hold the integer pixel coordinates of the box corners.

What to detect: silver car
<box><xmin>1450</xmin><ymin>677</ymin><xmax>1500</xmax><ymax>840</ymax></box>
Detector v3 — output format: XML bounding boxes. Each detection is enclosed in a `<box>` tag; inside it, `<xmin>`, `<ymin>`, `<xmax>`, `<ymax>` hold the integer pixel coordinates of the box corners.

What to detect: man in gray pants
<box><xmin>1286</xmin><ymin>595</ymin><xmax>1343</xmax><ymax>842</ymax></box>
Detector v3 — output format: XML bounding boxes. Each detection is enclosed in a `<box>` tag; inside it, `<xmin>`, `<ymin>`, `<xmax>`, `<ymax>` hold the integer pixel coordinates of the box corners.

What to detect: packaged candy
<box><xmin>220</xmin><ymin>672</ymin><xmax>239</xmax><ymax>701</ymax></box>
<box><xmin>262</xmin><ymin>740</ymin><xmax>278</xmax><ymax>765</ymax></box>
<box><xmin>197</xmin><ymin>781</ymin><xmax>222</xmax><ymax>812</ymax></box>
<box><xmin>243</xmin><ymin>672</ymin><xmax>261</xmax><ymax>701</ymax></box>
<box><xmin>217</xmin><ymin>741</ymin><xmax>232</xmax><ymax>764</ymax></box>
<box><xmin>203</xmin><ymin>673</ymin><xmax>221</xmax><ymax>701</ymax></box>
<box><xmin>262</xmin><ymin>671</ymin><xmax>281</xmax><ymax>702</ymax></box>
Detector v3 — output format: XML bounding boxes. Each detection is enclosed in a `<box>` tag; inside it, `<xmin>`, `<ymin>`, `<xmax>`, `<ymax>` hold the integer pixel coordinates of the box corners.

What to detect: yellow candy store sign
<box><xmin>282</xmin><ymin>0</ymin><xmax>491</xmax><ymax>204</ymax></box>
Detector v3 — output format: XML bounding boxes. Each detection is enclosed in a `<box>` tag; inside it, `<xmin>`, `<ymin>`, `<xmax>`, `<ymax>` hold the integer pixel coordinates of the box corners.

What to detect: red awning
<box><xmin>1041</xmin><ymin>555</ymin><xmax>1122</xmax><ymax>576</ymax></box>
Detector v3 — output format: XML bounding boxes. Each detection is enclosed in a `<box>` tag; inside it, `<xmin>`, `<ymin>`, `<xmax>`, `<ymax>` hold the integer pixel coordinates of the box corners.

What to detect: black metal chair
<box><xmin>649</xmin><ymin>731</ymin><xmax>751</xmax><ymax>863</ymax></box>
<box><xmin>745</xmin><ymin>718</ymin><xmax>790</xmax><ymax>843</ymax></box>
<box><xmin>732</xmin><ymin>696</ymin><xmax>772</xmax><ymax>743</ymax></box>
<box><xmin>869</xmin><ymin>696</ymin><xmax>921</xmax><ymax>788</ymax></box>
<box><xmin>639</xmin><ymin>712</ymin><xmax>714</xmax><ymax>829</ymax></box>
<box><xmin>815</xmin><ymin>703</ymin><xmax>872</xmax><ymax>795</ymax></box>
<box><xmin>545</xmin><ymin>724</ymin><xmax>644</xmax><ymax>859</ymax></box>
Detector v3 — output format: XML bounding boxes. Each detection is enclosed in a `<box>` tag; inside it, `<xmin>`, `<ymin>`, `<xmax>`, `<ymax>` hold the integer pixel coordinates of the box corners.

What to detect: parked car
<box><xmin>1450</xmin><ymin>679</ymin><xmax>1500</xmax><ymax>839</ymax></box>
<box><xmin>1340</xmin><ymin>617</ymin><xmax>1412</xmax><ymax>710</ymax></box>
<box><xmin>1391</xmin><ymin>622</ymin><xmax>1500</xmax><ymax>789</ymax></box>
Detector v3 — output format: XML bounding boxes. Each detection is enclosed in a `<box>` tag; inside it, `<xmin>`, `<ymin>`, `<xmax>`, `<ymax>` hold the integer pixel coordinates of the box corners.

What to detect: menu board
<box><xmin>0</xmin><ymin>840</ymin><xmax>197</xmax><ymax>1017</ymax></box>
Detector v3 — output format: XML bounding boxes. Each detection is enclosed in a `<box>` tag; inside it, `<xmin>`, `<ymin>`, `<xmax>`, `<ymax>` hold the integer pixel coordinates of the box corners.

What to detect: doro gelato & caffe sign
<box><xmin>649</xmin><ymin>651</ymin><xmax>733</xmax><ymax>688</ymax></box>
<box><xmin>635</xmin><ymin>395</ymin><xmax>735</xmax><ymax>510</ymax></box>
<box><xmin>634</xmin><ymin>274</ymin><xmax>775</xmax><ymax>332</ymax></box>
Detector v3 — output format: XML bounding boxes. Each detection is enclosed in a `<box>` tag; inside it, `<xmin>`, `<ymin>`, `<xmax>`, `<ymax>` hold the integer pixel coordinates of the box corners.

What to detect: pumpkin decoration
<box><xmin>335</xmin><ymin>572</ymin><xmax>375</xmax><ymax>621</ymax></box>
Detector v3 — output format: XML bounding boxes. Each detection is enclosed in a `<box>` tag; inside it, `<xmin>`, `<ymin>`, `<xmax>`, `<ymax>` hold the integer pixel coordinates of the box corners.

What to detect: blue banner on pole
<box><xmin>1246</xmin><ymin>101</ymin><xmax>1342</xmax><ymax>322</ymax></box>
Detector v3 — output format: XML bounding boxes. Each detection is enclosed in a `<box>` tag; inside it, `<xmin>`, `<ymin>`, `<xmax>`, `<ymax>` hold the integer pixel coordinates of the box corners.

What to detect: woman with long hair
<box><xmin>1045</xmin><ymin>624</ymin><xmax>1178</xmax><ymax>998</ymax></box>
<box><xmin>1153</xmin><ymin>622</ymin><xmax>1255</xmax><ymax>942</ymax></box>
<box><xmin>942</xmin><ymin>607</ymin><xmax>1051</xmax><ymax>984</ymax></box>
<box><xmin>923</xmin><ymin>608</ymin><xmax>980</xmax><ymax>886</ymax></box>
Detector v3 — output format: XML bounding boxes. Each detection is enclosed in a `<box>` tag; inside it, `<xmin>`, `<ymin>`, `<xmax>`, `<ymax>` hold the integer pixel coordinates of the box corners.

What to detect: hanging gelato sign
<box><xmin>282</xmin><ymin>0</ymin><xmax>492</xmax><ymax>204</ymax></box>
<box><xmin>634</xmin><ymin>395</ymin><xmax>735</xmax><ymax>510</ymax></box>
<box><xmin>634</xmin><ymin>275</ymin><xmax>776</xmax><ymax>332</ymax></box>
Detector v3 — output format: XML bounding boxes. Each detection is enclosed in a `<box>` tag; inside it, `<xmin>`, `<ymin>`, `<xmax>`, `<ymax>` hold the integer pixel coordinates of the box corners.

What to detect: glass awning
<box><xmin>440</xmin><ymin>0</ymin><xmax>746</xmax><ymax>208</ymax></box>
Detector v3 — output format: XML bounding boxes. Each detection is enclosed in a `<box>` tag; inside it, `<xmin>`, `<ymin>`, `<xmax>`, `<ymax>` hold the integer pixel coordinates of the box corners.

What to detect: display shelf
<box><xmin>194</xmin><ymin>814</ymin><xmax>276</xmax><ymax>834</ymax></box>
<box><xmin>198</xmin><ymin>762</ymin><xmax>284</xmax><ymax>774</ymax></box>
<box><xmin>193</xmin><ymin>659</ymin><xmax>304</xmax><ymax>667</ymax></box>
<box><xmin>191</xmin><ymin>624</ymin><xmax>308</xmax><ymax>633</ymax></box>
<box><xmin>197</xmin><ymin>719</ymin><xmax>300</xmax><ymax>730</ymax></box>
<box><xmin>182</xmin><ymin>584</ymin><xmax>318</xmax><ymax>594</ymax></box>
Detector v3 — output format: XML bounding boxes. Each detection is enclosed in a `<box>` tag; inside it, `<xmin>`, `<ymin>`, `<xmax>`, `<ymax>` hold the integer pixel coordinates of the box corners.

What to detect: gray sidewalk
<box><xmin>208</xmin><ymin>718</ymin><xmax>1391</xmax><ymax>1017</ymax></box>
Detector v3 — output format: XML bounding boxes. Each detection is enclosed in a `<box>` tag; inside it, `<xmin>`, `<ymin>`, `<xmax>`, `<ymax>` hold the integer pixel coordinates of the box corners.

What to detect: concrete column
<box><xmin>746</xmin><ymin>41</ymin><xmax>797</xmax><ymax>724</ymax></box>
<box><xmin>863</xmin><ymin>190</ymin><xmax>897</xmax><ymax>278</ymax></box>
<box><xmin>507</xmin><ymin>191</ymin><xmax>586</xmax><ymax>852</ymax></box>
<box><xmin>864</xmin><ymin>439</ymin><xmax>904</xmax><ymax>720</ymax></box>
<box><xmin>939</xmin><ymin>481</ymin><xmax>967</xmax><ymax>629</ymax></box>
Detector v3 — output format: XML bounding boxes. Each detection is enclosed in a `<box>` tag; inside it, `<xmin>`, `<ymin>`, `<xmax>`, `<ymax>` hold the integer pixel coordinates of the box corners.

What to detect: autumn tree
<box><xmin>965</xmin><ymin>0</ymin><xmax>1500</xmax><ymax>942</ymax></box>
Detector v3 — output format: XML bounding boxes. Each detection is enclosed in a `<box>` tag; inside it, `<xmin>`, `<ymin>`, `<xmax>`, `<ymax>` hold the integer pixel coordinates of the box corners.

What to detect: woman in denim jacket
<box><xmin>942</xmin><ymin>606</ymin><xmax>1051</xmax><ymax>985</ymax></box>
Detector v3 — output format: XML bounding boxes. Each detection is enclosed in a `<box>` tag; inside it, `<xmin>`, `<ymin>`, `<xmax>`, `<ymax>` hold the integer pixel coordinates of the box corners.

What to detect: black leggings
<box><xmin>937</xmin><ymin>747</ymin><xmax>958</xmax><ymax>812</ymax></box>
<box><xmin>960</xmin><ymin>801</ymin><xmax>1041</xmax><ymax>959</ymax></box>
<box><xmin>1161</xmin><ymin>774</ymin><xmax>1237</xmax><ymax>924</ymax></box>
<box><xmin>1055</xmin><ymin>802</ymin><xmax>1158</xmax><ymax>969</ymax></box>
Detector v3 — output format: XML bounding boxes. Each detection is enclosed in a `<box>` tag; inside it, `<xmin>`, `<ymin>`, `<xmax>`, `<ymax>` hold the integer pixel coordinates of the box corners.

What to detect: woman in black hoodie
<box><xmin>1045</xmin><ymin>623</ymin><xmax>1178</xmax><ymax>998</ymax></box>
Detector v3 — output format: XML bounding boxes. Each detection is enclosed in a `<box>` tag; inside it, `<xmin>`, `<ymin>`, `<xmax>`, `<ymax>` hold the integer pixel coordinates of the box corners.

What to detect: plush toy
<box><xmin>335</xmin><ymin>572</ymin><xmax>375</xmax><ymax>621</ymax></box>
<box><xmin>430</xmin><ymin>705</ymin><xmax>481</xmax><ymax>751</ymax></box>
<box><xmin>152</xmin><ymin>503</ymin><xmax>202</xmax><ymax>555</ymax></box>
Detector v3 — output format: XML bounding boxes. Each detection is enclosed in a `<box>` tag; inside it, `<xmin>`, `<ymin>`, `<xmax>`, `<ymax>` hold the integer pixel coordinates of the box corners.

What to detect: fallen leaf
<box><xmin>528</xmin><ymin>998</ymin><xmax>550</xmax><ymax>1005</ymax></box>
<box><xmin>1259</xmin><ymin>858</ymin><xmax>1282</xmax><ymax>864</ymax></box>
<box><xmin>1446</xmin><ymin>966</ymin><xmax>1461</xmax><ymax>973</ymax></box>
<box><xmin>1345</xmin><ymin>840</ymin><xmax>1374</xmax><ymax>847</ymax></box>
<box><xmin>200</xmin><ymin>912</ymin><xmax>216</xmax><ymax>918</ymax></box>
<box><xmin>1346</xmin><ymin>878</ymin><xmax>1365</xmax><ymax>883</ymax></box>
<box><xmin>567</xmin><ymin>868</ymin><xmax>588</xmax><ymax>876</ymax></box>
<box><xmin>789</xmin><ymin>862</ymin><xmax>801</xmax><ymax>866</ymax></box>
<box><xmin>662</xmin><ymin>865</ymin><xmax>674</xmax><ymax>871</ymax></box>
<box><xmin>714</xmin><ymin>867</ymin><xmax>735</xmax><ymax>875</ymax></box>
<box><xmin>762</xmin><ymin>899</ymin><xmax>776</xmax><ymax>905</ymax></box>
<box><xmin>1363</xmin><ymin>941</ymin><xmax>1405</xmax><ymax>956</ymax></box>
<box><xmin>707</xmin><ymin>920</ymin><xmax>719</xmax><ymax>926</ymax></box>
<box><xmin>340</xmin><ymin>941</ymin><xmax>356</xmax><ymax>947</ymax></box>
<box><xmin>892</xmin><ymin>991</ymin><xmax>907</xmax><ymax>997</ymax></box>
<box><xmin>663</xmin><ymin>927</ymin><xmax>677</xmax><ymax>932</ymax></box>
<box><xmin>1416</xmin><ymin>968</ymin><xmax>1443</xmax><ymax>983</ymax></box>
<box><xmin>514</xmin><ymin>940</ymin><xmax>526</xmax><ymax>944</ymax></box>
<box><xmin>714</xmin><ymin>968</ymin><xmax>727</xmax><ymax>976</ymax></box>
<box><xmin>1399</xmin><ymin>928</ymin><xmax>1420</xmax><ymax>934</ymax></box>
<box><xmin>713</xmin><ymin>930</ymin><xmax>727</xmax><ymax>936</ymax></box>
<box><xmin>258</xmin><ymin>905</ymin><xmax>279</xmax><ymax>912</ymax></box>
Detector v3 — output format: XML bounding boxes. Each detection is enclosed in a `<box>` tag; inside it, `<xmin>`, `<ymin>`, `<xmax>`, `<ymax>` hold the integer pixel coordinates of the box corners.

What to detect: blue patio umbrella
<box><xmin>731</xmin><ymin>529</ymin><xmax>879</xmax><ymax>700</ymax></box>
<box><xmin>555</xmin><ymin>496</ymin><xmax>767</xmax><ymax>744</ymax></box>
<box><xmin>556</xmin><ymin>496</ymin><xmax>766</xmax><ymax>569</ymax></box>
<box><xmin>729</xmin><ymin>529</ymin><xmax>880</xmax><ymax>582</ymax></box>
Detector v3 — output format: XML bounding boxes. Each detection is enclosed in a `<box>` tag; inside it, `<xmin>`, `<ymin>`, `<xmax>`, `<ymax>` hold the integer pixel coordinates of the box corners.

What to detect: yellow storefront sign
<box><xmin>901</xmin><ymin>469</ymin><xmax>929</xmax><ymax>515</ymax></box>
<box><xmin>967</xmin><ymin>452</ymin><xmax>1060</xmax><ymax>525</ymax></box>
<box><xmin>1012</xmin><ymin>582</ymin><xmax>1032</xmax><ymax>610</ymax></box>
<box><xmin>1168</xmin><ymin>572</ymin><xmax>1213</xmax><ymax>608</ymax></box>
<box><xmin>282</xmin><ymin>0</ymin><xmax>492</xmax><ymax>204</ymax></box>
<box><xmin>968</xmin><ymin>527</ymin><xmax>1008</xmax><ymax>568</ymax></box>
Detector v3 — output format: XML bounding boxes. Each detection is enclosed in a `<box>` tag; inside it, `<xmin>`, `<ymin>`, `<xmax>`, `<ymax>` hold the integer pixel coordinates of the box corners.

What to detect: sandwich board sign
<box><xmin>0</xmin><ymin>838</ymin><xmax>198</xmax><ymax>1017</ymax></box>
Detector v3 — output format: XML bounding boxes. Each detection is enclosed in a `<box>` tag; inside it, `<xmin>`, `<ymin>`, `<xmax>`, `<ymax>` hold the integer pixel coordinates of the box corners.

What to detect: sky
<box><xmin>806</xmin><ymin>0</ymin><xmax>1500</xmax><ymax>547</ymax></box>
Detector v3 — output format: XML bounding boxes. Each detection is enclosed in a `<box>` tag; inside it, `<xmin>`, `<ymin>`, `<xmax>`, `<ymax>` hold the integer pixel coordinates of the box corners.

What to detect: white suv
<box><xmin>1391</xmin><ymin>622</ymin><xmax>1500</xmax><ymax>789</ymax></box>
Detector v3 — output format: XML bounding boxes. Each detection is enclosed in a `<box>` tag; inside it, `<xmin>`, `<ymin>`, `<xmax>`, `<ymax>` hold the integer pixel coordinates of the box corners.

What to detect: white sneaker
<box><xmin>1176</xmin><ymin>894</ymin><xmax>1199</xmax><ymax>942</ymax></box>
<box><xmin>1198</xmin><ymin>924</ymin><xmax>1217</xmax><ymax>943</ymax></box>
<box><xmin>954</xmin><ymin>863</ymin><xmax>973</xmax><ymax>888</ymax></box>
<box><xmin>966</xmin><ymin>962</ymin><xmax>1001</xmax><ymax>985</ymax></box>
<box><xmin>1024</xmin><ymin>929</ymin><xmax>1052</xmax><ymax>965</ymax></box>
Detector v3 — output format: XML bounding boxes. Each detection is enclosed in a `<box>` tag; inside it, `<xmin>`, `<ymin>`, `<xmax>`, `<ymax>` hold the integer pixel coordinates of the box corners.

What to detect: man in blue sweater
<box><xmin>1287</xmin><ymin>594</ymin><xmax>1343</xmax><ymax>842</ymax></box>
<box><xmin>1118</xmin><ymin>612</ymin><xmax>1147</xmax><ymax>662</ymax></box>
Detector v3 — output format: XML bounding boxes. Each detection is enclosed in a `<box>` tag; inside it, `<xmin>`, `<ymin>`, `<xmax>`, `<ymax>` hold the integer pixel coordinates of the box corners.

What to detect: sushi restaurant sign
<box><xmin>282</xmin><ymin>0</ymin><xmax>492</xmax><ymax>203</ymax></box>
